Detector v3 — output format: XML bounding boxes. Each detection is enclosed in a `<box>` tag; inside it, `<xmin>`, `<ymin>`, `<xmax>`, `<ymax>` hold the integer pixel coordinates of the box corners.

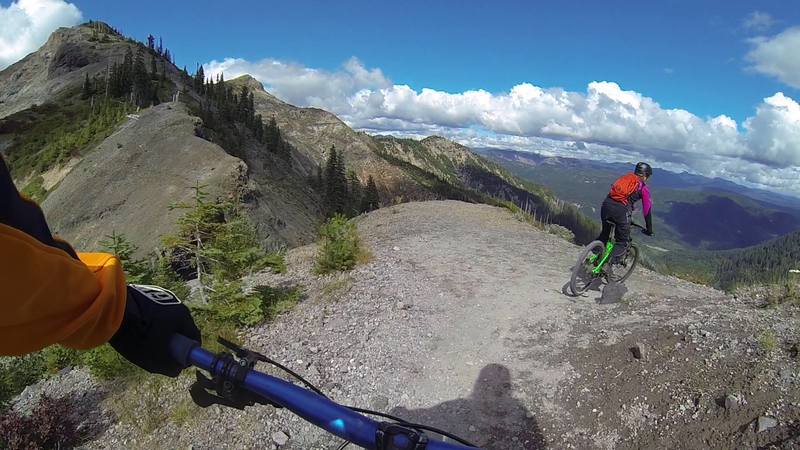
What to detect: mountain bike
<box><xmin>169</xmin><ymin>334</ymin><xmax>479</xmax><ymax>449</ymax></box>
<box><xmin>568</xmin><ymin>221</ymin><xmax>646</xmax><ymax>296</ymax></box>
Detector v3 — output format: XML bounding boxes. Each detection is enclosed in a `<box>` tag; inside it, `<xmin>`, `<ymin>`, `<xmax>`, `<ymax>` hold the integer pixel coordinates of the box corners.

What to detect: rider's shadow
<box><xmin>390</xmin><ymin>364</ymin><xmax>546</xmax><ymax>449</ymax></box>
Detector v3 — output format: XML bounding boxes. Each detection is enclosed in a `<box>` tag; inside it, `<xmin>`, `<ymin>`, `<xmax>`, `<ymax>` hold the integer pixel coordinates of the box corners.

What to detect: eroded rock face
<box><xmin>0</xmin><ymin>25</ymin><xmax>121</xmax><ymax>119</ymax></box>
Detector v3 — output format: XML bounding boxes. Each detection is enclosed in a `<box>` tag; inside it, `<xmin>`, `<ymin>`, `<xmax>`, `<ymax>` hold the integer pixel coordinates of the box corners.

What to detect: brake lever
<box><xmin>188</xmin><ymin>337</ymin><xmax>283</xmax><ymax>410</ymax></box>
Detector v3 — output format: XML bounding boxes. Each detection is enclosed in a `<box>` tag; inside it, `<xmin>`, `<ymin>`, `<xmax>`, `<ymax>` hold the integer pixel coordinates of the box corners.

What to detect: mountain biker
<box><xmin>0</xmin><ymin>155</ymin><xmax>200</xmax><ymax>377</ymax></box>
<box><xmin>596</xmin><ymin>162</ymin><xmax>653</xmax><ymax>268</ymax></box>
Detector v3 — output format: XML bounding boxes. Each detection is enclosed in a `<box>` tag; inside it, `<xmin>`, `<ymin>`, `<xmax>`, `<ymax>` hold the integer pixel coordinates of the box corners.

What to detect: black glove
<box><xmin>110</xmin><ymin>284</ymin><xmax>201</xmax><ymax>377</ymax></box>
<box><xmin>643</xmin><ymin>211</ymin><xmax>653</xmax><ymax>236</ymax></box>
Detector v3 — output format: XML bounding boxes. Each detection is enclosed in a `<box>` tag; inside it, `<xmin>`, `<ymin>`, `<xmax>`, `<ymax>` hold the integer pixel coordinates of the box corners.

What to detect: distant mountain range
<box><xmin>477</xmin><ymin>148</ymin><xmax>800</xmax><ymax>252</ymax></box>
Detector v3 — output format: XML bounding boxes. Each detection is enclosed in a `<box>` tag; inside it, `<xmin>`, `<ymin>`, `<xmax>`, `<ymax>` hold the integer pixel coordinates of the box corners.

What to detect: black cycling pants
<box><xmin>596</xmin><ymin>197</ymin><xmax>630</xmax><ymax>261</ymax></box>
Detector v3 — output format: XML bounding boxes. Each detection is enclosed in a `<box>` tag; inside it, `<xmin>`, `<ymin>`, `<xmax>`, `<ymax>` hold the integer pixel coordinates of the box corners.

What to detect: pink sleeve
<box><xmin>641</xmin><ymin>183</ymin><xmax>652</xmax><ymax>217</ymax></box>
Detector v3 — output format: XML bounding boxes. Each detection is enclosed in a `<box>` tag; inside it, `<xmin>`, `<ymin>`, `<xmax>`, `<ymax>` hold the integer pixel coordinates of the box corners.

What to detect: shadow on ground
<box><xmin>391</xmin><ymin>364</ymin><xmax>546</xmax><ymax>449</ymax></box>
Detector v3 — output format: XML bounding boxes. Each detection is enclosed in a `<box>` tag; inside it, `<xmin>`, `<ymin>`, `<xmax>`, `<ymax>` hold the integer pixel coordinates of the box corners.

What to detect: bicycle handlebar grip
<box><xmin>169</xmin><ymin>333</ymin><xmax>200</xmax><ymax>368</ymax></box>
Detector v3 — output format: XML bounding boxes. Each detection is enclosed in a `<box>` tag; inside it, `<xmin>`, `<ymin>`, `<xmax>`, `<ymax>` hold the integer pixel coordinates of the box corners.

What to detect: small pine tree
<box><xmin>99</xmin><ymin>231</ymin><xmax>151</xmax><ymax>284</ymax></box>
<box><xmin>165</xmin><ymin>182</ymin><xmax>220</xmax><ymax>304</ymax></box>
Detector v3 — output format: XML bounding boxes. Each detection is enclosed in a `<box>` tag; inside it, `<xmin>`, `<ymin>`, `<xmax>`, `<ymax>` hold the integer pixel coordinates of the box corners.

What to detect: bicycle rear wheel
<box><xmin>569</xmin><ymin>241</ymin><xmax>605</xmax><ymax>296</ymax></box>
<box><xmin>609</xmin><ymin>243</ymin><xmax>639</xmax><ymax>283</ymax></box>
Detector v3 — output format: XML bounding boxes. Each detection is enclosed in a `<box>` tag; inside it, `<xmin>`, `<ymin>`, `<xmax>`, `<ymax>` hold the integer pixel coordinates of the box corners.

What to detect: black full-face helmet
<box><xmin>635</xmin><ymin>162</ymin><xmax>653</xmax><ymax>178</ymax></box>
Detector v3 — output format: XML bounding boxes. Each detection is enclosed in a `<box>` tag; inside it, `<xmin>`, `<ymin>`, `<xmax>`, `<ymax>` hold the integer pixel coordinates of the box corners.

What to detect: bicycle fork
<box><xmin>589</xmin><ymin>241</ymin><xmax>615</xmax><ymax>275</ymax></box>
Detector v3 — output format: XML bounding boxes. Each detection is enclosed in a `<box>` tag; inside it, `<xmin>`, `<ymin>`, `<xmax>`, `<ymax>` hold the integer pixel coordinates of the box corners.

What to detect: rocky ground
<box><xmin>15</xmin><ymin>200</ymin><xmax>800</xmax><ymax>449</ymax></box>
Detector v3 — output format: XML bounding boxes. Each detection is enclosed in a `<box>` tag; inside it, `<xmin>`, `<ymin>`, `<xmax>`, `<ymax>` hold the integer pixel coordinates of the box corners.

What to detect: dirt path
<box><xmin>83</xmin><ymin>200</ymin><xmax>800</xmax><ymax>449</ymax></box>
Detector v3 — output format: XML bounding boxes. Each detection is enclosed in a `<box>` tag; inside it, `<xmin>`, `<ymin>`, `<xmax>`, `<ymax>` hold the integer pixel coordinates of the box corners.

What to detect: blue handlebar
<box><xmin>169</xmin><ymin>334</ymin><xmax>476</xmax><ymax>449</ymax></box>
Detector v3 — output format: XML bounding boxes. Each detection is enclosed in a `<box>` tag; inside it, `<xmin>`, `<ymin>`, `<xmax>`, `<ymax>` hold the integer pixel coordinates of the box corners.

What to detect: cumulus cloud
<box><xmin>746</xmin><ymin>27</ymin><xmax>800</xmax><ymax>89</ymax></box>
<box><xmin>743</xmin><ymin>11</ymin><xmax>776</xmax><ymax>32</ymax></box>
<box><xmin>204</xmin><ymin>57</ymin><xmax>800</xmax><ymax>194</ymax></box>
<box><xmin>0</xmin><ymin>0</ymin><xmax>82</xmax><ymax>70</ymax></box>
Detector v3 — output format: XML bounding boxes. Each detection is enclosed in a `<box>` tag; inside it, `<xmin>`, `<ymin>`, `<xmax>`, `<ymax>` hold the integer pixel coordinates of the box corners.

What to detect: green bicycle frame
<box><xmin>588</xmin><ymin>241</ymin><xmax>615</xmax><ymax>275</ymax></box>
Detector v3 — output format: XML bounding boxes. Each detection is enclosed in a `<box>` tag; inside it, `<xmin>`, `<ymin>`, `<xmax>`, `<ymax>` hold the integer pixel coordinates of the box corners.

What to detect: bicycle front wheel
<box><xmin>569</xmin><ymin>240</ymin><xmax>605</xmax><ymax>296</ymax></box>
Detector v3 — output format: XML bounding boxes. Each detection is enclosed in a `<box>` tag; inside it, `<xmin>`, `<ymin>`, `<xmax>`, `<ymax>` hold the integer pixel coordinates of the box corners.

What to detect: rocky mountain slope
<box><xmin>227</xmin><ymin>75</ymin><xmax>437</xmax><ymax>204</ymax></box>
<box><xmin>40</xmin><ymin>102</ymin><xmax>245</xmax><ymax>254</ymax></box>
<box><xmin>2</xmin><ymin>21</ymin><xmax>597</xmax><ymax>256</ymax></box>
<box><xmin>14</xmin><ymin>201</ymin><xmax>795</xmax><ymax>449</ymax></box>
<box><xmin>0</xmin><ymin>22</ymin><xmax>187</xmax><ymax>120</ymax></box>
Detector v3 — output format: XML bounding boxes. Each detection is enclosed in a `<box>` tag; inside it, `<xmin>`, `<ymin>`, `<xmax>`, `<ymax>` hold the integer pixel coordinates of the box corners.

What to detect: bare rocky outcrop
<box><xmin>0</xmin><ymin>23</ymin><xmax>166</xmax><ymax>119</ymax></box>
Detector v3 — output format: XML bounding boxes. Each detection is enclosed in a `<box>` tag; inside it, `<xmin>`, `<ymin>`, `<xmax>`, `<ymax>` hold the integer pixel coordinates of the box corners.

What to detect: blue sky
<box><xmin>69</xmin><ymin>0</ymin><xmax>797</xmax><ymax>122</ymax></box>
<box><xmin>2</xmin><ymin>0</ymin><xmax>800</xmax><ymax>194</ymax></box>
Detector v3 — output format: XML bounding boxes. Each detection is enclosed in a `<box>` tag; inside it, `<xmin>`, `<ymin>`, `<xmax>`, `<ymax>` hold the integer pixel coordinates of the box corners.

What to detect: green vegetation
<box><xmin>254</xmin><ymin>286</ymin><xmax>302</xmax><ymax>320</ymax></box>
<box><xmin>763</xmin><ymin>282</ymin><xmax>800</xmax><ymax>308</ymax></box>
<box><xmin>20</xmin><ymin>175</ymin><xmax>47</xmax><ymax>203</ymax></box>
<box><xmin>316</xmin><ymin>145</ymin><xmax>381</xmax><ymax>217</ymax></box>
<box><xmin>169</xmin><ymin>398</ymin><xmax>200</xmax><ymax>426</ymax></box>
<box><xmin>322</xmin><ymin>276</ymin><xmax>354</xmax><ymax>298</ymax></box>
<box><xmin>716</xmin><ymin>230</ymin><xmax>800</xmax><ymax>290</ymax></box>
<box><xmin>1</xmin><ymin>95</ymin><xmax>132</xmax><ymax>179</ymax></box>
<box><xmin>190</xmin><ymin>70</ymin><xmax>294</xmax><ymax>160</ymax></box>
<box><xmin>315</xmin><ymin>215</ymin><xmax>365</xmax><ymax>274</ymax></box>
<box><xmin>0</xmin><ymin>354</ymin><xmax>46</xmax><ymax>407</ymax></box>
<box><xmin>758</xmin><ymin>330</ymin><xmax>778</xmax><ymax>352</ymax></box>
<box><xmin>42</xmin><ymin>345</ymin><xmax>81</xmax><ymax>373</ymax></box>
<box><xmin>80</xmin><ymin>344</ymin><xmax>141</xmax><ymax>380</ymax></box>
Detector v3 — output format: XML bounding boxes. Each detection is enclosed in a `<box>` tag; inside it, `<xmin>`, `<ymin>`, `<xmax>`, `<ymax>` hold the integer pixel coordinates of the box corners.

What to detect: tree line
<box><xmin>716</xmin><ymin>230</ymin><xmax>800</xmax><ymax>289</ymax></box>
<box><xmin>311</xmin><ymin>145</ymin><xmax>379</xmax><ymax>217</ymax></box>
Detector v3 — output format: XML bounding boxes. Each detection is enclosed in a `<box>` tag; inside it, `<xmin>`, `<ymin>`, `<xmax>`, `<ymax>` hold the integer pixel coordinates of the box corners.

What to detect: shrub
<box><xmin>99</xmin><ymin>231</ymin><xmax>152</xmax><ymax>284</ymax></box>
<box><xmin>0</xmin><ymin>354</ymin><xmax>47</xmax><ymax>407</ymax></box>
<box><xmin>41</xmin><ymin>345</ymin><xmax>81</xmax><ymax>373</ymax></box>
<box><xmin>764</xmin><ymin>282</ymin><xmax>800</xmax><ymax>307</ymax></box>
<box><xmin>314</xmin><ymin>215</ymin><xmax>362</xmax><ymax>274</ymax></box>
<box><xmin>758</xmin><ymin>330</ymin><xmax>778</xmax><ymax>352</ymax></box>
<box><xmin>79</xmin><ymin>344</ymin><xmax>141</xmax><ymax>380</ymax></box>
<box><xmin>206</xmin><ymin>278</ymin><xmax>264</xmax><ymax>327</ymax></box>
<box><xmin>0</xmin><ymin>395</ymin><xmax>80</xmax><ymax>449</ymax></box>
<box><xmin>255</xmin><ymin>286</ymin><xmax>301</xmax><ymax>320</ymax></box>
<box><xmin>20</xmin><ymin>175</ymin><xmax>47</xmax><ymax>203</ymax></box>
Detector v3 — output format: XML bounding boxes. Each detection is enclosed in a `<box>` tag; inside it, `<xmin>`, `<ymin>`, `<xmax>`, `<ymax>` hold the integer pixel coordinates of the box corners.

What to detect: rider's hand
<box><xmin>110</xmin><ymin>284</ymin><xmax>201</xmax><ymax>377</ymax></box>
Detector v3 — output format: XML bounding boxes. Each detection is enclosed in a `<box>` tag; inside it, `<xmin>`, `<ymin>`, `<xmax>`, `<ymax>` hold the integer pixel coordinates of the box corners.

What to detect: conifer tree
<box><xmin>150</xmin><ymin>55</ymin><xmax>158</xmax><ymax>80</ymax></box>
<box><xmin>266</xmin><ymin>116</ymin><xmax>281</xmax><ymax>153</ymax></box>
<box><xmin>194</xmin><ymin>65</ymin><xmax>205</xmax><ymax>93</ymax></box>
<box><xmin>347</xmin><ymin>170</ymin><xmax>362</xmax><ymax>216</ymax></box>
<box><xmin>323</xmin><ymin>146</ymin><xmax>347</xmax><ymax>216</ymax></box>
<box><xmin>81</xmin><ymin>73</ymin><xmax>93</xmax><ymax>99</ymax></box>
<box><xmin>362</xmin><ymin>175</ymin><xmax>380</xmax><ymax>212</ymax></box>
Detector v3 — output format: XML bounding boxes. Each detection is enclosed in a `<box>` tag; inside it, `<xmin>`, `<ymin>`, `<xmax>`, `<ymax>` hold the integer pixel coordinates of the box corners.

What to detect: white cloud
<box><xmin>204</xmin><ymin>56</ymin><xmax>800</xmax><ymax>195</ymax></box>
<box><xmin>0</xmin><ymin>0</ymin><xmax>82</xmax><ymax>70</ymax></box>
<box><xmin>743</xmin><ymin>11</ymin><xmax>776</xmax><ymax>32</ymax></box>
<box><xmin>746</xmin><ymin>27</ymin><xmax>800</xmax><ymax>89</ymax></box>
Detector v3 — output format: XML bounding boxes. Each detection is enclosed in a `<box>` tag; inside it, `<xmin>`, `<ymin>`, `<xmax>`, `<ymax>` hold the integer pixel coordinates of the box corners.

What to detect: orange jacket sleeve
<box><xmin>0</xmin><ymin>223</ymin><xmax>127</xmax><ymax>355</ymax></box>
